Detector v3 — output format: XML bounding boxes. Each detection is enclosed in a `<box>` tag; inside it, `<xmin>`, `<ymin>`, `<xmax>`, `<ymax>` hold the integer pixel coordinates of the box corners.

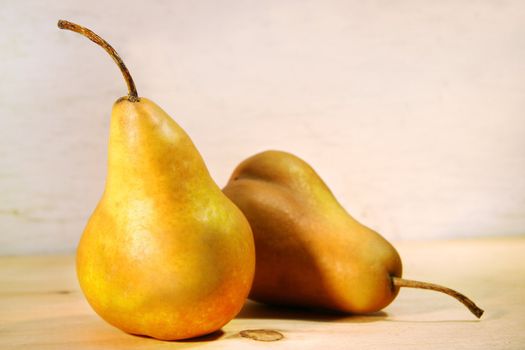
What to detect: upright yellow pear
<box><xmin>59</xmin><ymin>20</ymin><xmax>255</xmax><ymax>340</ymax></box>
<box><xmin>223</xmin><ymin>150</ymin><xmax>483</xmax><ymax>318</ymax></box>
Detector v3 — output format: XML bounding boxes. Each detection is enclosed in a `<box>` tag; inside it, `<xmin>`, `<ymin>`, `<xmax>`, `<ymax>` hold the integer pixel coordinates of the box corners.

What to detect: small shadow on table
<box><xmin>177</xmin><ymin>330</ymin><xmax>225</xmax><ymax>343</ymax></box>
<box><xmin>237</xmin><ymin>300</ymin><xmax>387</xmax><ymax>323</ymax></box>
<box><xmin>131</xmin><ymin>329</ymin><xmax>225</xmax><ymax>343</ymax></box>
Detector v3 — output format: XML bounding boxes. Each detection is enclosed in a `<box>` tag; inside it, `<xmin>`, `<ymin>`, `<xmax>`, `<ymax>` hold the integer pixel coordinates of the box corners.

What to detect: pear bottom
<box><xmin>77</xmin><ymin>200</ymin><xmax>255</xmax><ymax>341</ymax></box>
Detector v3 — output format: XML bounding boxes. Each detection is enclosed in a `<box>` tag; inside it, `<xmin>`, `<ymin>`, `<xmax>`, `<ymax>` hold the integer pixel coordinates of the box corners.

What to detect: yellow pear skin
<box><xmin>78</xmin><ymin>99</ymin><xmax>255</xmax><ymax>340</ymax></box>
<box><xmin>59</xmin><ymin>21</ymin><xmax>255</xmax><ymax>340</ymax></box>
<box><xmin>223</xmin><ymin>150</ymin><xmax>402</xmax><ymax>313</ymax></box>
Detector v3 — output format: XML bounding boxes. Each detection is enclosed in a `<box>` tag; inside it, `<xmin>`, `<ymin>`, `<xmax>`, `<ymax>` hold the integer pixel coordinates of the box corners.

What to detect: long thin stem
<box><xmin>57</xmin><ymin>20</ymin><xmax>139</xmax><ymax>102</ymax></box>
<box><xmin>392</xmin><ymin>277</ymin><xmax>484</xmax><ymax>318</ymax></box>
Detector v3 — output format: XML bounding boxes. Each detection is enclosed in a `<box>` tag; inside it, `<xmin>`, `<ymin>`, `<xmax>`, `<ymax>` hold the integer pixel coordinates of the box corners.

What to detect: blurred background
<box><xmin>1</xmin><ymin>0</ymin><xmax>524</xmax><ymax>255</ymax></box>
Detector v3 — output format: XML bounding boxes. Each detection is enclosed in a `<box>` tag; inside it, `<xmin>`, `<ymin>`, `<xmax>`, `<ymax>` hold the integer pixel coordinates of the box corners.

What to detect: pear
<box><xmin>59</xmin><ymin>20</ymin><xmax>255</xmax><ymax>340</ymax></box>
<box><xmin>223</xmin><ymin>150</ymin><xmax>483</xmax><ymax>318</ymax></box>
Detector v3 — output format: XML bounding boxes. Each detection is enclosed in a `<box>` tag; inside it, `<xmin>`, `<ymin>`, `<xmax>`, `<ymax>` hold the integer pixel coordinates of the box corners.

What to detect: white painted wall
<box><xmin>1</xmin><ymin>0</ymin><xmax>524</xmax><ymax>255</ymax></box>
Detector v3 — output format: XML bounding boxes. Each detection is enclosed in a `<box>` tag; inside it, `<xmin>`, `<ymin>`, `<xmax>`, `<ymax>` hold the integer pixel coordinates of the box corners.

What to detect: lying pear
<box><xmin>223</xmin><ymin>150</ymin><xmax>483</xmax><ymax>318</ymax></box>
<box><xmin>59</xmin><ymin>20</ymin><xmax>255</xmax><ymax>340</ymax></box>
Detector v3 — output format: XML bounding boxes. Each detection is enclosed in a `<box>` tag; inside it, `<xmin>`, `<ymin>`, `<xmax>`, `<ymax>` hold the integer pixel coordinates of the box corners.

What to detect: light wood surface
<box><xmin>1</xmin><ymin>237</ymin><xmax>523</xmax><ymax>349</ymax></box>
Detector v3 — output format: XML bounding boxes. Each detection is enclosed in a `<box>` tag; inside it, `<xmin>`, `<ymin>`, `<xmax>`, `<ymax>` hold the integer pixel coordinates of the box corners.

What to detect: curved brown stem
<box><xmin>392</xmin><ymin>277</ymin><xmax>484</xmax><ymax>318</ymax></box>
<box><xmin>57</xmin><ymin>20</ymin><xmax>139</xmax><ymax>102</ymax></box>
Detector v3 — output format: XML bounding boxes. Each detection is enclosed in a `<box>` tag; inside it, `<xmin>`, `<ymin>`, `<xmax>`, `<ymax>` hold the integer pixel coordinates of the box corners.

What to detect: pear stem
<box><xmin>57</xmin><ymin>20</ymin><xmax>139</xmax><ymax>102</ymax></box>
<box><xmin>392</xmin><ymin>277</ymin><xmax>484</xmax><ymax>318</ymax></box>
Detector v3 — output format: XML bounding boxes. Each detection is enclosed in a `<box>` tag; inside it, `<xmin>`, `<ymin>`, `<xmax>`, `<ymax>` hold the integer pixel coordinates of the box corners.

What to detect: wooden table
<box><xmin>1</xmin><ymin>237</ymin><xmax>524</xmax><ymax>349</ymax></box>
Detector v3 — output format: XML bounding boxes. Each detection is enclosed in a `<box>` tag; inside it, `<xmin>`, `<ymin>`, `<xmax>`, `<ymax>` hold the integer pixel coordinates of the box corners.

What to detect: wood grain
<box><xmin>1</xmin><ymin>237</ymin><xmax>524</xmax><ymax>349</ymax></box>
